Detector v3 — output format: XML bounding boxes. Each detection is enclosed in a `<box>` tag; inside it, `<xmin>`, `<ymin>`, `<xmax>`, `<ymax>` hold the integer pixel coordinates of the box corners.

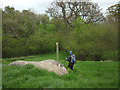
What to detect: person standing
<box><xmin>65</xmin><ymin>51</ymin><xmax>76</xmax><ymax>70</ymax></box>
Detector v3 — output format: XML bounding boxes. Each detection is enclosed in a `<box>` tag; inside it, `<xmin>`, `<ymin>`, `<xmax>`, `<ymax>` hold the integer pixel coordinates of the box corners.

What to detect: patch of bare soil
<box><xmin>9</xmin><ymin>59</ymin><xmax>68</xmax><ymax>76</ymax></box>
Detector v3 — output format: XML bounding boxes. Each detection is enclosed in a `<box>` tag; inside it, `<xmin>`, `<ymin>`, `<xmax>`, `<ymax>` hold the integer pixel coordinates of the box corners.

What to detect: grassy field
<box><xmin>2</xmin><ymin>52</ymin><xmax>118</xmax><ymax>88</ymax></box>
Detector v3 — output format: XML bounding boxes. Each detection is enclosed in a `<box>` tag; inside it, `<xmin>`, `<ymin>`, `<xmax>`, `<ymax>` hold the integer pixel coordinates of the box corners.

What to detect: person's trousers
<box><xmin>68</xmin><ymin>63</ymin><xmax>74</xmax><ymax>70</ymax></box>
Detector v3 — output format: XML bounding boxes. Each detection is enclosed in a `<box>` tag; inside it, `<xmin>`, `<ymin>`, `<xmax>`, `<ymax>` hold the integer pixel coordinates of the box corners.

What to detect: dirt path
<box><xmin>9</xmin><ymin>59</ymin><xmax>68</xmax><ymax>76</ymax></box>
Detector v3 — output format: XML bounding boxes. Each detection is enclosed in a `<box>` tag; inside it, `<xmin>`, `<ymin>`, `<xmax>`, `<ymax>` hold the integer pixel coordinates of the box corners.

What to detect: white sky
<box><xmin>0</xmin><ymin>0</ymin><xmax>119</xmax><ymax>15</ymax></box>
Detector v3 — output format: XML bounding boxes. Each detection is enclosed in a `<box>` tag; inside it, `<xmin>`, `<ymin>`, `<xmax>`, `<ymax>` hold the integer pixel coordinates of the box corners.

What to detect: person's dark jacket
<box><xmin>66</xmin><ymin>54</ymin><xmax>76</xmax><ymax>63</ymax></box>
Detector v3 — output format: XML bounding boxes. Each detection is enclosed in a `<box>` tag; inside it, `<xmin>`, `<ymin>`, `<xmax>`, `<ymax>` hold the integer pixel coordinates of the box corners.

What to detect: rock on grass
<box><xmin>9</xmin><ymin>59</ymin><xmax>68</xmax><ymax>76</ymax></box>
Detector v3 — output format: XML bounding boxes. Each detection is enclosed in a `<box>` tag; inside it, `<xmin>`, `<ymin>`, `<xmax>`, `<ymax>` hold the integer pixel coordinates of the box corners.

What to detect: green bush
<box><xmin>2</xmin><ymin>6</ymin><xmax>118</xmax><ymax>60</ymax></box>
<box><xmin>60</xmin><ymin>23</ymin><xmax>117</xmax><ymax>61</ymax></box>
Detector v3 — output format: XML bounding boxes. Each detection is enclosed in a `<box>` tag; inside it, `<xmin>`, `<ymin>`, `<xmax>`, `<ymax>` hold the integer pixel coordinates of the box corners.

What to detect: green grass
<box><xmin>2</xmin><ymin>51</ymin><xmax>118</xmax><ymax>88</ymax></box>
<box><xmin>2</xmin><ymin>51</ymin><xmax>67</xmax><ymax>64</ymax></box>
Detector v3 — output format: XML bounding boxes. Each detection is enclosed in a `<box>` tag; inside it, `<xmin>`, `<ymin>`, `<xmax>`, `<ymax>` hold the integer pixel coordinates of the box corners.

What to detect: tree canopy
<box><xmin>2</xmin><ymin>2</ymin><xmax>118</xmax><ymax>61</ymax></box>
<box><xmin>46</xmin><ymin>1</ymin><xmax>105</xmax><ymax>32</ymax></box>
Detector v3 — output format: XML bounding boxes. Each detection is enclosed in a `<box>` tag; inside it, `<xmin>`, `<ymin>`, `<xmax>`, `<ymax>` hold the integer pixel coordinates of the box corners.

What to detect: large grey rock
<box><xmin>9</xmin><ymin>59</ymin><xmax>68</xmax><ymax>76</ymax></box>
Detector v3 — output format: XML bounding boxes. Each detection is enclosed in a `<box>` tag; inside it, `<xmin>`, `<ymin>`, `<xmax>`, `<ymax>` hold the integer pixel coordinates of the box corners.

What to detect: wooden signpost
<box><xmin>56</xmin><ymin>43</ymin><xmax>59</xmax><ymax>62</ymax></box>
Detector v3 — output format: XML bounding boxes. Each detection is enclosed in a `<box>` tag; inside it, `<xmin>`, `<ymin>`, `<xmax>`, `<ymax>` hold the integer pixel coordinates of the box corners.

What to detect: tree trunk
<box><xmin>61</xmin><ymin>3</ymin><xmax>69</xmax><ymax>34</ymax></box>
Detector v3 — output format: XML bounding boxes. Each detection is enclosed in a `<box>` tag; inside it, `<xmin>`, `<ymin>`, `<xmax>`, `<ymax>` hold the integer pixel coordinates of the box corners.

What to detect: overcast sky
<box><xmin>1</xmin><ymin>0</ymin><xmax>119</xmax><ymax>16</ymax></box>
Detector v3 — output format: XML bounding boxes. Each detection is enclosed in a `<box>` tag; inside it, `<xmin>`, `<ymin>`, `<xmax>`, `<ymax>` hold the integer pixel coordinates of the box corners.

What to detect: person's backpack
<box><xmin>71</xmin><ymin>54</ymin><xmax>76</xmax><ymax>63</ymax></box>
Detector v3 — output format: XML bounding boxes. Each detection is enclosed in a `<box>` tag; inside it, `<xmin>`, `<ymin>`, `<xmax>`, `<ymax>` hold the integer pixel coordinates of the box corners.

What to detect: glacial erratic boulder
<box><xmin>9</xmin><ymin>59</ymin><xmax>68</xmax><ymax>76</ymax></box>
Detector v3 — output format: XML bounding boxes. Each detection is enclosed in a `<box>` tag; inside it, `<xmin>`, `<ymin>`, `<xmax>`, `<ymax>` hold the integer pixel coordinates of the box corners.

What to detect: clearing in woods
<box><xmin>2</xmin><ymin>52</ymin><xmax>118</xmax><ymax>88</ymax></box>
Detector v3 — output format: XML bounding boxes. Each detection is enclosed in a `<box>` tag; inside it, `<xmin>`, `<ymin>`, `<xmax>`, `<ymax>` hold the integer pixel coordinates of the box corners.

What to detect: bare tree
<box><xmin>106</xmin><ymin>4</ymin><xmax>119</xmax><ymax>23</ymax></box>
<box><xmin>46</xmin><ymin>1</ymin><xmax>105</xmax><ymax>32</ymax></box>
